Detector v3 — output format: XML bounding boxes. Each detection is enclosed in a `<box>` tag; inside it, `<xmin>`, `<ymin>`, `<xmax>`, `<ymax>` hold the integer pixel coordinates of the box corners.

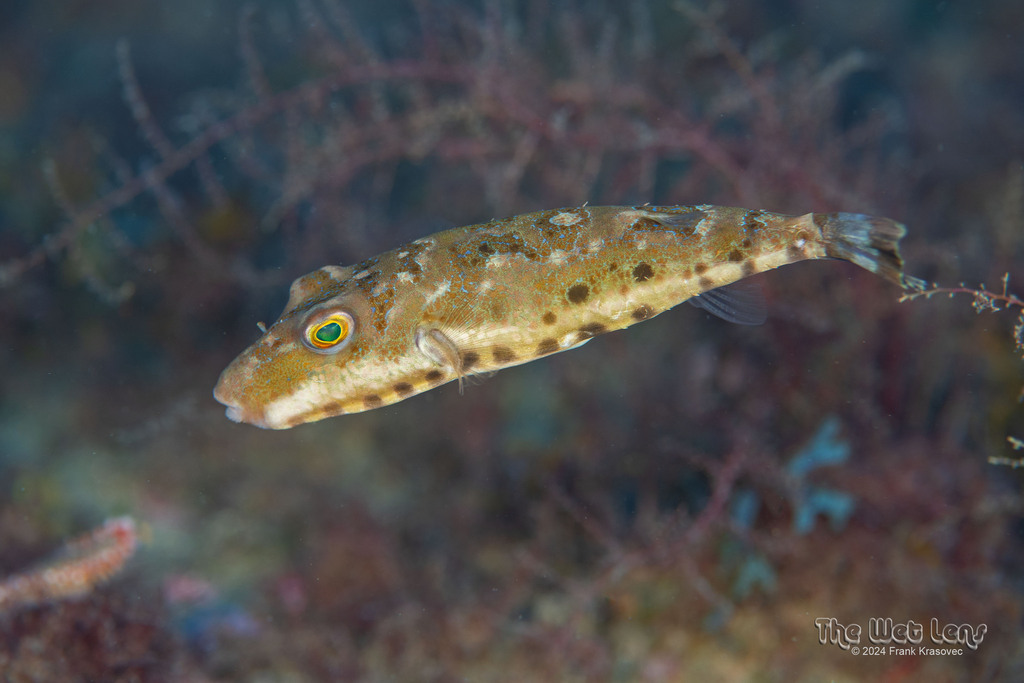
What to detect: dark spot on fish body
<box><xmin>567</xmin><ymin>284</ymin><xmax>590</xmax><ymax>304</ymax></box>
<box><xmin>425</xmin><ymin>369</ymin><xmax>444</xmax><ymax>384</ymax></box>
<box><xmin>741</xmin><ymin>237</ymin><xmax>753</xmax><ymax>249</ymax></box>
<box><xmin>631</xmin><ymin>304</ymin><xmax>654</xmax><ymax>321</ymax></box>
<box><xmin>608</xmin><ymin>262</ymin><xmax>619</xmax><ymax>272</ymax></box>
<box><xmin>452</xmin><ymin>245</ymin><xmax>484</xmax><ymax>267</ymax></box>
<box><xmin>393</xmin><ymin>382</ymin><xmax>414</xmax><ymax>397</ymax></box>
<box><xmin>493</xmin><ymin>231</ymin><xmax>540</xmax><ymax>260</ymax></box>
<box><xmin>698</xmin><ymin>276</ymin><xmax>715</xmax><ymax>290</ymax></box>
<box><xmin>788</xmin><ymin>244</ymin><xmax>806</xmax><ymax>259</ymax></box>
<box><xmin>486</xmin><ymin>297</ymin><xmax>508</xmax><ymax>319</ymax></box>
<box><xmin>542</xmin><ymin>311</ymin><xmax>557</xmax><ymax>325</ymax></box>
<box><xmin>461</xmin><ymin>351</ymin><xmax>480</xmax><ymax>371</ymax></box>
<box><xmin>727</xmin><ymin>249</ymin><xmax>744</xmax><ymax>262</ymax></box>
<box><xmin>284</xmin><ymin>415</ymin><xmax>308</xmax><ymax>429</ymax></box>
<box><xmin>538</xmin><ymin>222</ymin><xmax>561</xmax><ymax>241</ymax></box>
<box><xmin>537</xmin><ymin>338</ymin><xmax>559</xmax><ymax>355</ymax></box>
<box><xmin>322</xmin><ymin>401</ymin><xmax>346</xmax><ymax>416</ymax></box>
<box><xmin>453</xmin><ymin>232</ymin><xmax>541</xmax><ymax>267</ymax></box>
<box><xmin>741</xmin><ymin>260</ymin><xmax>757</xmax><ymax>277</ymax></box>
<box><xmin>694</xmin><ymin>263</ymin><xmax>708</xmax><ymax>275</ymax></box>
<box><xmin>576</xmin><ymin>322</ymin><xmax>607</xmax><ymax>340</ymax></box>
<box><xmin>363</xmin><ymin>394</ymin><xmax>383</xmax><ymax>409</ymax></box>
<box><xmin>632</xmin><ymin>262</ymin><xmax>655</xmax><ymax>282</ymax></box>
<box><xmin>634</xmin><ymin>217</ymin><xmax>664</xmax><ymax>231</ymax></box>
<box><xmin>492</xmin><ymin>346</ymin><xmax>516</xmax><ymax>363</ymax></box>
<box><xmin>742</xmin><ymin>210</ymin><xmax>765</xmax><ymax>234</ymax></box>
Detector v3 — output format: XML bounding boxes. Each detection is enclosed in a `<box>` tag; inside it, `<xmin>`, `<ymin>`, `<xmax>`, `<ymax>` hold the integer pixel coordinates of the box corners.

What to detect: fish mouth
<box><xmin>222</xmin><ymin>403</ymin><xmax>252</xmax><ymax>425</ymax></box>
<box><xmin>213</xmin><ymin>370</ymin><xmax>271</xmax><ymax>429</ymax></box>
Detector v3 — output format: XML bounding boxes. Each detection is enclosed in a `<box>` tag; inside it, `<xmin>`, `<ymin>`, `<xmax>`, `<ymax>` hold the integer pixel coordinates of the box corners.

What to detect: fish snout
<box><xmin>213</xmin><ymin>367</ymin><xmax>271</xmax><ymax>429</ymax></box>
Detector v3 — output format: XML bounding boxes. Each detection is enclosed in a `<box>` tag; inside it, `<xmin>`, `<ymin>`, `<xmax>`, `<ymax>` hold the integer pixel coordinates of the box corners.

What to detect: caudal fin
<box><xmin>815</xmin><ymin>212</ymin><xmax>922</xmax><ymax>289</ymax></box>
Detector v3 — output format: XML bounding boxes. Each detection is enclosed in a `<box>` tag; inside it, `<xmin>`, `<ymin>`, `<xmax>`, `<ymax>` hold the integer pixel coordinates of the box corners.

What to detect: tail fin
<box><xmin>815</xmin><ymin>212</ymin><xmax>922</xmax><ymax>289</ymax></box>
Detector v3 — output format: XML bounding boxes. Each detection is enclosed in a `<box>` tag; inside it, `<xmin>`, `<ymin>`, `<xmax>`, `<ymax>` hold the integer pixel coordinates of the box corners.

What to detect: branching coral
<box><xmin>0</xmin><ymin>517</ymin><xmax>138</xmax><ymax>614</ymax></box>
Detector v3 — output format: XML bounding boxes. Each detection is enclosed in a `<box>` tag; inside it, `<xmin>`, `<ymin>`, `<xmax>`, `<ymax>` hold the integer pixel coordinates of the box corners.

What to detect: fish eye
<box><xmin>303</xmin><ymin>311</ymin><xmax>354</xmax><ymax>353</ymax></box>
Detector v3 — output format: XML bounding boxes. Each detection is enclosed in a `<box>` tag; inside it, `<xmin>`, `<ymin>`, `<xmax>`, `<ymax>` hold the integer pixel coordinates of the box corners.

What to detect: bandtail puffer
<box><xmin>214</xmin><ymin>205</ymin><xmax>917</xmax><ymax>429</ymax></box>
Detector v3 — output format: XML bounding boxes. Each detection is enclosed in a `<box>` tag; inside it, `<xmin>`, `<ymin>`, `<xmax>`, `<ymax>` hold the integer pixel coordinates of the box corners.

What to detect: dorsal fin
<box><xmin>689</xmin><ymin>280</ymin><xmax>768</xmax><ymax>326</ymax></box>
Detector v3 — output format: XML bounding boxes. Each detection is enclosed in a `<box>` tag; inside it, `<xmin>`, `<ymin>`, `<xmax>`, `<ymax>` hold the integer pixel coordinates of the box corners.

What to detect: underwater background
<box><xmin>1</xmin><ymin>0</ymin><xmax>1023</xmax><ymax>680</ymax></box>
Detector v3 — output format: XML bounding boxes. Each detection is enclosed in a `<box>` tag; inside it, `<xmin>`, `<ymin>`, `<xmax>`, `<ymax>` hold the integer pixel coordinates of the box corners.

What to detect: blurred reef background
<box><xmin>1</xmin><ymin>0</ymin><xmax>1024</xmax><ymax>680</ymax></box>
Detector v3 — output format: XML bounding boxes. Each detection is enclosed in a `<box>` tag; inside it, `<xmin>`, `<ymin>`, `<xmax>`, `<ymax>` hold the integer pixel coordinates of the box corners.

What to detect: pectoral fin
<box><xmin>689</xmin><ymin>280</ymin><xmax>768</xmax><ymax>326</ymax></box>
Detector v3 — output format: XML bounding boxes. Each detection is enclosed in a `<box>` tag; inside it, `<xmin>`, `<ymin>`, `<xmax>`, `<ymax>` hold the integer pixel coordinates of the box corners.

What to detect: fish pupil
<box><xmin>315</xmin><ymin>321</ymin><xmax>343</xmax><ymax>343</ymax></box>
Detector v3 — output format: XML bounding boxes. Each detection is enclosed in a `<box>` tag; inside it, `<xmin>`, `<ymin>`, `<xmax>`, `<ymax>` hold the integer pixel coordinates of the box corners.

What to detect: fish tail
<box><xmin>816</xmin><ymin>212</ymin><xmax>923</xmax><ymax>289</ymax></box>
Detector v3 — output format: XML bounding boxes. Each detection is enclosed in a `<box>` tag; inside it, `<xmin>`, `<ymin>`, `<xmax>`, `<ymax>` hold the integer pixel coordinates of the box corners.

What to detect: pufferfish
<box><xmin>214</xmin><ymin>204</ymin><xmax>917</xmax><ymax>429</ymax></box>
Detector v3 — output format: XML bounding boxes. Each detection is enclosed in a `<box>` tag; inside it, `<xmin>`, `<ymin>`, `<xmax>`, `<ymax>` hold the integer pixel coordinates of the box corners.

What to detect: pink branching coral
<box><xmin>0</xmin><ymin>517</ymin><xmax>138</xmax><ymax>614</ymax></box>
<box><xmin>0</xmin><ymin>0</ymin><xmax>902</xmax><ymax>306</ymax></box>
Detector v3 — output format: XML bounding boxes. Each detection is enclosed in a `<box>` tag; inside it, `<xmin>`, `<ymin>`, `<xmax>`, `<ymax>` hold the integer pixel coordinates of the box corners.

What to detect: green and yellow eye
<box><xmin>304</xmin><ymin>312</ymin><xmax>353</xmax><ymax>352</ymax></box>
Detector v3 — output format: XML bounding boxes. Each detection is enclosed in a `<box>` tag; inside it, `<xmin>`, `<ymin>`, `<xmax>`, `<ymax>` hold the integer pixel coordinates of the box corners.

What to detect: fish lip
<box><xmin>214</xmin><ymin>372</ymin><xmax>271</xmax><ymax>429</ymax></box>
<box><xmin>223</xmin><ymin>404</ymin><xmax>247</xmax><ymax>424</ymax></box>
<box><xmin>214</xmin><ymin>390</ymin><xmax>272</xmax><ymax>429</ymax></box>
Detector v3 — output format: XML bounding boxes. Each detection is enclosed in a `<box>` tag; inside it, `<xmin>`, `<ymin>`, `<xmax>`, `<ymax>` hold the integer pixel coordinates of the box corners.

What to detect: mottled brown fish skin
<box><xmin>214</xmin><ymin>205</ymin><xmax>913</xmax><ymax>428</ymax></box>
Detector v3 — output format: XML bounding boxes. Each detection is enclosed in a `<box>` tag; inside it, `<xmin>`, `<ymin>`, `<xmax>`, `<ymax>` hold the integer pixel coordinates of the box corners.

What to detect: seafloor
<box><xmin>1</xmin><ymin>0</ymin><xmax>1023</xmax><ymax>681</ymax></box>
